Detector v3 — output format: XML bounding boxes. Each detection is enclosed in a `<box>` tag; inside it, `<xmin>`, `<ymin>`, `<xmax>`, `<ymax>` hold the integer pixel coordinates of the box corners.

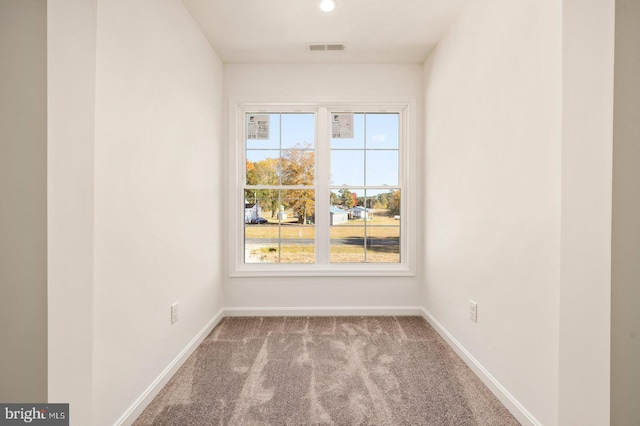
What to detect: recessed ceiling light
<box><xmin>319</xmin><ymin>0</ymin><xmax>336</xmax><ymax>12</ymax></box>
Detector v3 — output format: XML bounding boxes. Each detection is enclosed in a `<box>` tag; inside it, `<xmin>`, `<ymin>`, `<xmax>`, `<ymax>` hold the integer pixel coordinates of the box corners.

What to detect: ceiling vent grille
<box><xmin>307</xmin><ymin>43</ymin><xmax>346</xmax><ymax>53</ymax></box>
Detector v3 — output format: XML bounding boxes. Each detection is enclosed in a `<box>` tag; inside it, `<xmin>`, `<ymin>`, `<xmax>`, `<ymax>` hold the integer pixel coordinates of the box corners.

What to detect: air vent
<box><xmin>307</xmin><ymin>43</ymin><xmax>346</xmax><ymax>53</ymax></box>
<box><xmin>326</xmin><ymin>44</ymin><xmax>345</xmax><ymax>51</ymax></box>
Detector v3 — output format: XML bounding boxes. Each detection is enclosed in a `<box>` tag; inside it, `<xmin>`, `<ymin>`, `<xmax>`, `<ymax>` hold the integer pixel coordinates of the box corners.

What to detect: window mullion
<box><xmin>278</xmin><ymin>113</ymin><xmax>282</xmax><ymax>263</ymax></box>
<box><xmin>363</xmin><ymin>113</ymin><xmax>368</xmax><ymax>263</ymax></box>
<box><xmin>315</xmin><ymin>107</ymin><xmax>330</xmax><ymax>265</ymax></box>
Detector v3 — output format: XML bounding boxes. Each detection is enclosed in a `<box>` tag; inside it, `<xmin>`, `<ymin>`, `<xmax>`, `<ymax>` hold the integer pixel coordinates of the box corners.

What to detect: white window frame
<box><xmin>227</xmin><ymin>96</ymin><xmax>417</xmax><ymax>277</ymax></box>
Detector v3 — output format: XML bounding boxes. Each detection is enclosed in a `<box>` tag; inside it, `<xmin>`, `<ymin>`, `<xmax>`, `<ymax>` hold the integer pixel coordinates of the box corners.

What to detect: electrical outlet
<box><xmin>171</xmin><ymin>302</ymin><xmax>179</xmax><ymax>324</ymax></box>
<box><xmin>469</xmin><ymin>300</ymin><xmax>478</xmax><ymax>322</ymax></box>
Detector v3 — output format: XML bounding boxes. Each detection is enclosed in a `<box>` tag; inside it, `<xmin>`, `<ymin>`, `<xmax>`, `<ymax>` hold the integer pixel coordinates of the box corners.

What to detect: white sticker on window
<box><xmin>332</xmin><ymin>113</ymin><xmax>354</xmax><ymax>138</ymax></box>
<box><xmin>248</xmin><ymin>114</ymin><xmax>270</xmax><ymax>140</ymax></box>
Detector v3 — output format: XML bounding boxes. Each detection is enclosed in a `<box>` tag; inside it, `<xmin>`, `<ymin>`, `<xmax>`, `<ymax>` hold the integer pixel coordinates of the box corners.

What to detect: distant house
<box><xmin>245</xmin><ymin>202</ymin><xmax>262</xmax><ymax>224</ymax></box>
<box><xmin>329</xmin><ymin>206</ymin><xmax>348</xmax><ymax>225</ymax></box>
<box><xmin>349</xmin><ymin>206</ymin><xmax>370</xmax><ymax>220</ymax></box>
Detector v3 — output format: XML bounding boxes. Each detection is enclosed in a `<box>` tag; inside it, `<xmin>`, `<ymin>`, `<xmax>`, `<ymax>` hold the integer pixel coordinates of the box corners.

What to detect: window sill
<box><xmin>229</xmin><ymin>264</ymin><xmax>415</xmax><ymax>278</ymax></box>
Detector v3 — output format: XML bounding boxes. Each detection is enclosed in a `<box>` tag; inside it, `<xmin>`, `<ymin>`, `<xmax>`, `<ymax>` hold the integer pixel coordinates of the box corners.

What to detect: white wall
<box><xmin>0</xmin><ymin>0</ymin><xmax>47</xmax><ymax>403</ymax></box>
<box><xmin>91</xmin><ymin>0</ymin><xmax>224</xmax><ymax>424</ymax></box>
<box><xmin>44</xmin><ymin>1</ymin><xmax>621</xmax><ymax>424</ymax></box>
<box><xmin>422</xmin><ymin>1</ymin><xmax>561</xmax><ymax>424</ymax></box>
<box><xmin>559</xmin><ymin>0</ymin><xmax>614</xmax><ymax>424</ymax></box>
<box><xmin>48</xmin><ymin>0</ymin><xmax>98</xmax><ymax>423</ymax></box>
<box><xmin>223</xmin><ymin>64</ymin><xmax>423</xmax><ymax>310</ymax></box>
<box><xmin>611</xmin><ymin>0</ymin><xmax>640</xmax><ymax>423</ymax></box>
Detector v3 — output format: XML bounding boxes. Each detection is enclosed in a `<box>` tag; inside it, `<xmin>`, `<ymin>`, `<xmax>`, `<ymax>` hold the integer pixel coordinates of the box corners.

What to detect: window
<box><xmin>244</xmin><ymin>113</ymin><xmax>316</xmax><ymax>264</ymax></box>
<box><xmin>230</xmin><ymin>100</ymin><xmax>414</xmax><ymax>276</ymax></box>
<box><xmin>329</xmin><ymin>113</ymin><xmax>401</xmax><ymax>264</ymax></box>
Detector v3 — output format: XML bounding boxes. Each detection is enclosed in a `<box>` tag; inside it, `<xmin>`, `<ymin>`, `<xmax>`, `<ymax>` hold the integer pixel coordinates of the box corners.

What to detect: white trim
<box><xmin>229</xmin><ymin>95</ymin><xmax>415</xmax><ymax>108</ymax></box>
<box><xmin>228</xmin><ymin>96</ymin><xmax>416</xmax><ymax>278</ymax></box>
<box><xmin>114</xmin><ymin>309</ymin><xmax>225</xmax><ymax>426</ymax></box>
<box><xmin>316</xmin><ymin>107</ymin><xmax>330</xmax><ymax>264</ymax></box>
<box><xmin>420</xmin><ymin>308</ymin><xmax>542</xmax><ymax>426</ymax></box>
<box><xmin>229</xmin><ymin>264</ymin><xmax>414</xmax><ymax>278</ymax></box>
<box><xmin>224</xmin><ymin>306</ymin><xmax>424</xmax><ymax>317</ymax></box>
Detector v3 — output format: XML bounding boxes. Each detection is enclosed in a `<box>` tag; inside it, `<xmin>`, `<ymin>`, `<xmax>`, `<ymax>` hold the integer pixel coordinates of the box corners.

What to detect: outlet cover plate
<box><xmin>171</xmin><ymin>302</ymin><xmax>179</xmax><ymax>324</ymax></box>
<box><xmin>469</xmin><ymin>300</ymin><xmax>477</xmax><ymax>322</ymax></box>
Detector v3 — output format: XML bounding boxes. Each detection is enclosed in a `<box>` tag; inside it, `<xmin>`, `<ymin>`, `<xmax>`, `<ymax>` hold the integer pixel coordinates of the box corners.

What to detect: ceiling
<box><xmin>180</xmin><ymin>0</ymin><xmax>468</xmax><ymax>64</ymax></box>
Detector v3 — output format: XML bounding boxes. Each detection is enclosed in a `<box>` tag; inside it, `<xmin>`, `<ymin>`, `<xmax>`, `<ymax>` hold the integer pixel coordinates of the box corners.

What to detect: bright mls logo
<box><xmin>0</xmin><ymin>404</ymin><xmax>68</xmax><ymax>425</ymax></box>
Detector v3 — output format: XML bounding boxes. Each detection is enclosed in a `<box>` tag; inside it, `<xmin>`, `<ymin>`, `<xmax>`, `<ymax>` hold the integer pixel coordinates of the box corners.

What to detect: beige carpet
<box><xmin>134</xmin><ymin>316</ymin><xmax>520</xmax><ymax>425</ymax></box>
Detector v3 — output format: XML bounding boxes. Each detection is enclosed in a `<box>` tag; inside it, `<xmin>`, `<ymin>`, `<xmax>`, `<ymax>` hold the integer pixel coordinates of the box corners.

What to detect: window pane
<box><xmin>281</xmin><ymin>113</ymin><xmax>315</xmax><ymax>149</ymax></box>
<box><xmin>329</xmin><ymin>188</ymin><xmax>364</xmax><ymax>212</ymax></box>
<box><xmin>280</xmin><ymin>225</ymin><xmax>315</xmax><ymax>263</ymax></box>
<box><xmin>281</xmin><ymin>190</ymin><xmax>315</xmax><ymax>225</ymax></box>
<box><xmin>366</xmin><ymin>150</ymin><xmax>398</xmax><ymax>186</ymax></box>
<box><xmin>281</xmin><ymin>147</ymin><xmax>314</xmax><ymax>186</ymax></box>
<box><xmin>244</xmin><ymin>190</ymin><xmax>316</xmax><ymax>264</ymax></box>
<box><xmin>246</xmin><ymin>150</ymin><xmax>280</xmax><ymax>185</ymax></box>
<box><xmin>366</xmin><ymin>227</ymin><xmax>400</xmax><ymax>263</ymax></box>
<box><xmin>364</xmin><ymin>189</ymin><xmax>401</xmax><ymax>223</ymax></box>
<box><xmin>244</xmin><ymin>189</ymin><xmax>279</xmax><ymax>221</ymax></box>
<box><xmin>244</xmin><ymin>200</ymin><xmax>279</xmax><ymax>264</ymax></box>
<box><xmin>330</xmin><ymin>226</ymin><xmax>364</xmax><ymax>263</ymax></box>
<box><xmin>360</xmin><ymin>190</ymin><xmax>380</xmax><ymax>210</ymax></box>
<box><xmin>331</xmin><ymin>150</ymin><xmax>364</xmax><ymax>186</ymax></box>
<box><xmin>330</xmin><ymin>188</ymin><xmax>365</xmax><ymax>264</ymax></box>
<box><xmin>280</xmin><ymin>190</ymin><xmax>315</xmax><ymax>264</ymax></box>
<box><xmin>246</xmin><ymin>113</ymin><xmax>280</xmax><ymax>150</ymax></box>
<box><xmin>244</xmin><ymin>190</ymin><xmax>277</xmax><ymax>265</ymax></box>
<box><xmin>331</xmin><ymin>113</ymin><xmax>364</xmax><ymax>149</ymax></box>
<box><xmin>366</xmin><ymin>113</ymin><xmax>399</xmax><ymax>149</ymax></box>
<box><xmin>385</xmin><ymin>189</ymin><xmax>401</xmax><ymax>221</ymax></box>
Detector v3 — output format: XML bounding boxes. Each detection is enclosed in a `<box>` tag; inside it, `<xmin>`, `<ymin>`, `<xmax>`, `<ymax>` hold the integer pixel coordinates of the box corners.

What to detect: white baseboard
<box><xmin>223</xmin><ymin>306</ymin><xmax>424</xmax><ymax>317</ymax></box>
<box><xmin>114</xmin><ymin>309</ymin><xmax>225</xmax><ymax>426</ymax></box>
<box><xmin>420</xmin><ymin>308</ymin><xmax>541</xmax><ymax>426</ymax></box>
